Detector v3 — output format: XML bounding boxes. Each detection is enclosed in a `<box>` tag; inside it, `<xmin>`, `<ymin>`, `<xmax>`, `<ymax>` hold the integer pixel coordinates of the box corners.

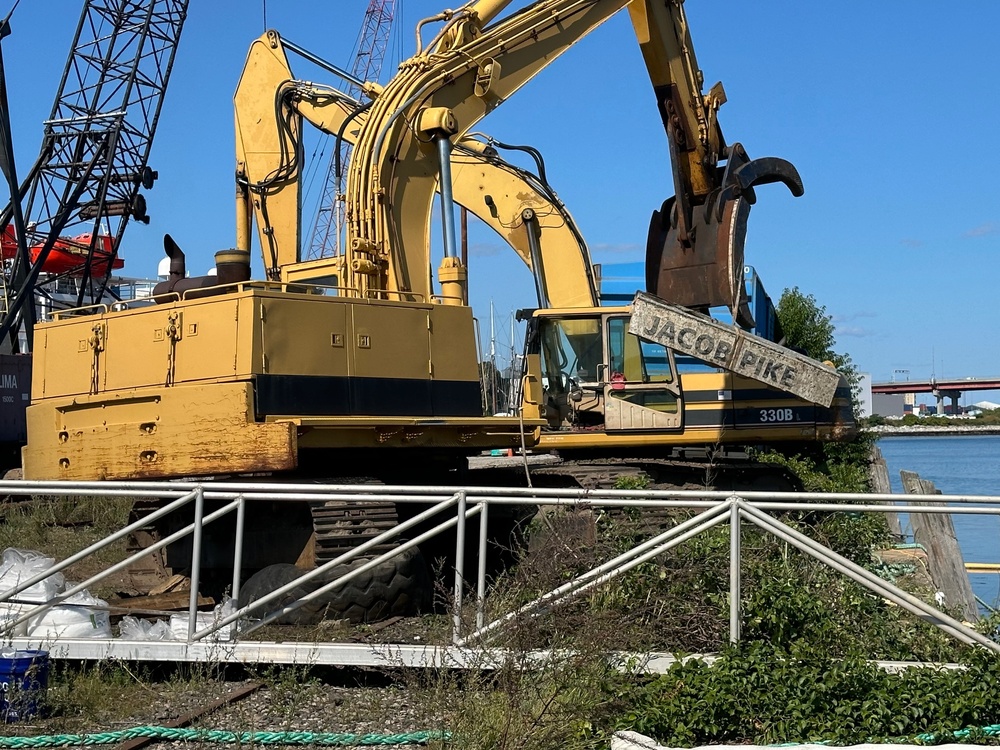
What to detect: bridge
<box><xmin>871</xmin><ymin>377</ymin><xmax>1000</xmax><ymax>414</ymax></box>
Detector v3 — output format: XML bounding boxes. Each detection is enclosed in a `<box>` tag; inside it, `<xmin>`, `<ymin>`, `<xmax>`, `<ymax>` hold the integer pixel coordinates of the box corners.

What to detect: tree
<box><xmin>776</xmin><ymin>287</ymin><xmax>853</xmax><ymax>374</ymax></box>
<box><xmin>769</xmin><ymin>287</ymin><xmax>873</xmax><ymax>492</ymax></box>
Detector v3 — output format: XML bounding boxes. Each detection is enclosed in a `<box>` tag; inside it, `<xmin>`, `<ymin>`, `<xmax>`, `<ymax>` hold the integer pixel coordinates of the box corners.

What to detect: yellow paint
<box><xmin>965</xmin><ymin>563</ymin><xmax>1000</xmax><ymax>573</ymax></box>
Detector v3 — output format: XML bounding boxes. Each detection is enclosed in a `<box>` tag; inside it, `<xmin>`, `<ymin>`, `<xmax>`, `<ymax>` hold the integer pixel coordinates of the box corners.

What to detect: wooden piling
<box><xmin>900</xmin><ymin>470</ymin><xmax>979</xmax><ymax>622</ymax></box>
<box><xmin>869</xmin><ymin>447</ymin><xmax>903</xmax><ymax>540</ymax></box>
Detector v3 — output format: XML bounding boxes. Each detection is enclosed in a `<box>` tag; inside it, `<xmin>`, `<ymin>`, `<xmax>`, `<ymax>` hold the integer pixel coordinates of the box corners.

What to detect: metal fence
<box><xmin>0</xmin><ymin>480</ymin><xmax>997</xmax><ymax>666</ymax></box>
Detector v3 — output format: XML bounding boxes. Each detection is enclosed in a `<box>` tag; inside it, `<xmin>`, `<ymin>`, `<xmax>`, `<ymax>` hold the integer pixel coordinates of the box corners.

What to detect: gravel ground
<box><xmin>0</xmin><ymin>671</ymin><xmax>449</xmax><ymax>746</ymax></box>
<box><xmin>202</xmin><ymin>680</ymin><xmax>446</xmax><ymax>739</ymax></box>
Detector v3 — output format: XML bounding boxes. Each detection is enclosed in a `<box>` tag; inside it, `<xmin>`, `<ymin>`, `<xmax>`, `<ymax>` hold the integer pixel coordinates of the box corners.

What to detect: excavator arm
<box><xmin>629</xmin><ymin>0</ymin><xmax>803</xmax><ymax>326</ymax></box>
<box><xmin>451</xmin><ymin>137</ymin><xmax>598</xmax><ymax>308</ymax></box>
<box><xmin>234</xmin><ymin>24</ymin><xmax>601</xmax><ymax>309</ymax></box>
<box><xmin>234</xmin><ymin>31</ymin><xmax>371</xmax><ymax>280</ymax></box>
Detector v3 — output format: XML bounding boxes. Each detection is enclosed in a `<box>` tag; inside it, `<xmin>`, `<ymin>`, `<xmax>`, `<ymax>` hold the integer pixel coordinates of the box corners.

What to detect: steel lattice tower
<box><xmin>306</xmin><ymin>0</ymin><xmax>395</xmax><ymax>260</ymax></box>
<box><xmin>0</xmin><ymin>0</ymin><xmax>189</xmax><ymax>351</ymax></box>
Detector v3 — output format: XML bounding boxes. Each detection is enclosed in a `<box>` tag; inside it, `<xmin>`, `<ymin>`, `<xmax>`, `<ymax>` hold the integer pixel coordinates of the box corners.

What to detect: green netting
<box><xmin>0</xmin><ymin>726</ymin><xmax>449</xmax><ymax>747</ymax></box>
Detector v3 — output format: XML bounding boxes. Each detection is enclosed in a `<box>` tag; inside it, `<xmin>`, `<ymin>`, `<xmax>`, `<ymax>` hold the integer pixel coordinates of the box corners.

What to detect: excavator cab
<box><xmin>522</xmin><ymin>308</ymin><xmax>683</xmax><ymax>433</ymax></box>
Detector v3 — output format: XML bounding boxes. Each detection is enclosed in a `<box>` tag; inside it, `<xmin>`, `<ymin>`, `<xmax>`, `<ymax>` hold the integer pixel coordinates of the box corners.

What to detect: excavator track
<box><xmin>530</xmin><ymin>456</ymin><xmax>801</xmax><ymax>493</ymax></box>
<box><xmin>310</xmin><ymin>500</ymin><xmax>402</xmax><ymax>565</ymax></box>
<box><xmin>465</xmin><ymin>453</ymin><xmax>801</xmax><ymax>541</ymax></box>
<box><xmin>468</xmin><ymin>453</ymin><xmax>800</xmax><ymax>494</ymax></box>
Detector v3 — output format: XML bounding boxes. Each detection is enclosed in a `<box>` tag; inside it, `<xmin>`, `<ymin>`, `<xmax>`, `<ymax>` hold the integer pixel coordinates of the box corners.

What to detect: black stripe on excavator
<box><xmin>683</xmin><ymin>408</ymin><xmax>735</xmax><ymax>427</ymax></box>
<box><xmin>684</xmin><ymin>405</ymin><xmax>845</xmax><ymax>429</ymax></box>
<box><xmin>684</xmin><ymin>386</ymin><xmax>853</xmax><ymax>403</ymax></box>
<box><xmin>252</xmin><ymin>374</ymin><xmax>483</xmax><ymax>418</ymax></box>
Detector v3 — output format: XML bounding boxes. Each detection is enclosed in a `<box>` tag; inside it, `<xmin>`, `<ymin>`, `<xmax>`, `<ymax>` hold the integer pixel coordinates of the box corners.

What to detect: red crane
<box><xmin>0</xmin><ymin>0</ymin><xmax>189</xmax><ymax>353</ymax></box>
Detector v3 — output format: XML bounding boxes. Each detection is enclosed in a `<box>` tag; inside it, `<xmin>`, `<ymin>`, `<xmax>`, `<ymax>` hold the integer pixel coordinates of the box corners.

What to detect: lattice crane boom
<box><xmin>307</xmin><ymin>0</ymin><xmax>395</xmax><ymax>260</ymax></box>
<box><xmin>0</xmin><ymin>0</ymin><xmax>189</xmax><ymax>352</ymax></box>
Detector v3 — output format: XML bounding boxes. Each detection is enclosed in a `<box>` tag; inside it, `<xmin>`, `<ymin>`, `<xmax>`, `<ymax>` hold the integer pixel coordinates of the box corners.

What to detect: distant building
<box><xmin>872</xmin><ymin>393</ymin><xmax>906</xmax><ymax>418</ymax></box>
<box><xmin>857</xmin><ymin>372</ymin><xmax>872</xmax><ymax>418</ymax></box>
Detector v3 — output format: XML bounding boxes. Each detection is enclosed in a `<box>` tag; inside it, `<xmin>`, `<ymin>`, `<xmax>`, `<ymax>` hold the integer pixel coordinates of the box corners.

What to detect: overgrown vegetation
<box><xmin>752</xmin><ymin>287</ymin><xmax>876</xmax><ymax>493</ymax></box>
<box><xmin>408</xmin><ymin>508</ymin><xmax>1000</xmax><ymax>748</ymax></box>
<box><xmin>617</xmin><ymin>642</ymin><xmax>1000</xmax><ymax>746</ymax></box>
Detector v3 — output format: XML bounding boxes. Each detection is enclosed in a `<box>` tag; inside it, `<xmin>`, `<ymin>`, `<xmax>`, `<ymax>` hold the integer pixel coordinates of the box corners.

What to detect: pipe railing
<box><xmin>0</xmin><ymin>480</ymin><xmax>997</xmax><ymax>654</ymax></box>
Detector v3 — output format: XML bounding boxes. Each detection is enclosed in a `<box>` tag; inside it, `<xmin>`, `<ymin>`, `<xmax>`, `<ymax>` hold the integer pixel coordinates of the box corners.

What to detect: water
<box><xmin>878</xmin><ymin>434</ymin><xmax>1000</xmax><ymax>612</ymax></box>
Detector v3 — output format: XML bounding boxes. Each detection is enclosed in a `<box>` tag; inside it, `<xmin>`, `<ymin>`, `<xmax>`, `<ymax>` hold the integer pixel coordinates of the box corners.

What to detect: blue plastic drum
<box><xmin>0</xmin><ymin>649</ymin><xmax>49</xmax><ymax>721</ymax></box>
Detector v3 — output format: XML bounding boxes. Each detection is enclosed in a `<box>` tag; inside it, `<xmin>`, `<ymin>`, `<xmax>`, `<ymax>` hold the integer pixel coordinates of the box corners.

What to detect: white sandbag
<box><xmin>0</xmin><ymin>549</ymin><xmax>65</xmax><ymax>603</ymax></box>
<box><xmin>0</xmin><ymin>603</ymin><xmax>30</xmax><ymax>637</ymax></box>
<box><xmin>26</xmin><ymin>590</ymin><xmax>111</xmax><ymax>639</ymax></box>
<box><xmin>169</xmin><ymin>598</ymin><xmax>236</xmax><ymax>641</ymax></box>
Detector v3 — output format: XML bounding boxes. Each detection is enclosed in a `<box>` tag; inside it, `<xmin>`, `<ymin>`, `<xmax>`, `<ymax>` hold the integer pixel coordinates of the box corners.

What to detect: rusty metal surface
<box><xmin>645</xmin><ymin>143</ymin><xmax>803</xmax><ymax>326</ymax></box>
<box><xmin>644</xmin><ymin>192</ymin><xmax>750</xmax><ymax>325</ymax></box>
<box><xmin>629</xmin><ymin>292</ymin><xmax>841</xmax><ymax>407</ymax></box>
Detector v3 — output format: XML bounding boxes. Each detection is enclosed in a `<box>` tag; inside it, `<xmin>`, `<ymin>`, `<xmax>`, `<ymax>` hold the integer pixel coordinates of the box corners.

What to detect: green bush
<box><xmin>615</xmin><ymin>642</ymin><xmax>1000</xmax><ymax>746</ymax></box>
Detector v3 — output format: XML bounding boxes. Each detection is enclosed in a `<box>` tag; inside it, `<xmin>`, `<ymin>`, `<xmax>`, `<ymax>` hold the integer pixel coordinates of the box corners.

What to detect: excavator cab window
<box><xmin>537</xmin><ymin>317</ymin><xmax>602</xmax><ymax>388</ymax></box>
<box><xmin>535</xmin><ymin>315</ymin><xmax>604</xmax><ymax>428</ymax></box>
<box><xmin>606</xmin><ymin>317</ymin><xmax>674</xmax><ymax>384</ymax></box>
<box><xmin>530</xmin><ymin>313</ymin><xmax>682</xmax><ymax>432</ymax></box>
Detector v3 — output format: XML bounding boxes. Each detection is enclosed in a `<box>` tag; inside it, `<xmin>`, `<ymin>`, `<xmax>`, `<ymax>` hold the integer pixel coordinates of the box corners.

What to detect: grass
<box><xmin>0</xmin><ymin>495</ymin><xmax>133</xmax><ymax>599</ymax></box>
<box><xmin>395</xmin><ymin>620</ymin><xmax>636</xmax><ymax>750</ymax></box>
<box><xmin>1</xmin><ymin>661</ymin><xmax>222</xmax><ymax>736</ymax></box>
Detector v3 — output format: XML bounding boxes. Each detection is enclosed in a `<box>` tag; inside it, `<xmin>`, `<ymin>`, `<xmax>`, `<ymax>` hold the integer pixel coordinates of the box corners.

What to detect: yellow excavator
<box><xmin>21</xmin><ymin>0</ymin><xmax>855</xmax><ymax>610</ymax></box>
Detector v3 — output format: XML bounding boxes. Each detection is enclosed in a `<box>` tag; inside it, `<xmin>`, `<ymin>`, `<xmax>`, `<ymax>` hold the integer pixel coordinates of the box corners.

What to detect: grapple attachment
<box><xmin>645</xmin><ymin>143</ymin><xmax>803</xmax><ymax>328</ymax></box>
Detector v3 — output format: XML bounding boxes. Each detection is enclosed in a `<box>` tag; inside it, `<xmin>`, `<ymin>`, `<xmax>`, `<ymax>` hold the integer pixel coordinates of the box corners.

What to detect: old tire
<box><xmin>237</xmin><ymin>563</ymin><xmax>328</xmax><ymax>626</ymax></box>
<box><xmin>238</xmin><ymin>547</ymin><xmax>431</xmax><ymax>625</ymax></box>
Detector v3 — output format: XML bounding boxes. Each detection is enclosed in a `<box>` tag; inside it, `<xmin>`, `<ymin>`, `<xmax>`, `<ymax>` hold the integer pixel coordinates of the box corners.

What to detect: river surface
<box><xmin>878</xmin><ymin>434</ymin><xmax>1000</xmax><ymax>612</ymax></box>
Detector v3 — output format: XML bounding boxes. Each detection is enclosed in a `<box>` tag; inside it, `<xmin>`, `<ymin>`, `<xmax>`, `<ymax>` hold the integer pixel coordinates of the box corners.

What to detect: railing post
<box><xmin>453</xmin><ymin>490</ymin><xmax>467</xmax><ymax>644</ymax></box>
<box><xmin>729</xmin><ymin>496</ymin><xmax>741</xmax><ymax>643</ymax></box>
<box><xmin>231</xmin><ymin>494</ymin><xmax>246</xmax><ymax>604</ymax></box>
<box><xmin>476</xmin><ymin>499</ymin><xmax>489</xmax><ymax>631</ymax></box>
<box><xmin>187</xmin><ymin>486</ymin><xmax>205</xmax><ymax>642</ymax></box>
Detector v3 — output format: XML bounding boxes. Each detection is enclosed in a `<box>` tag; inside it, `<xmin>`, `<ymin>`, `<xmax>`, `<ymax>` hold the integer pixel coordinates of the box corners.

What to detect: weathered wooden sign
<box><xmin>628</xmin><ymin>291</ymin><xmax>842</xmax><ymax>407</ymax></box>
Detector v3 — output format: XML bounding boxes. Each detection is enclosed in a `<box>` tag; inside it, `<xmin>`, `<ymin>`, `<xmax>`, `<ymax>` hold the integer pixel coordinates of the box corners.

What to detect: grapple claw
<box><xmin>645</xmin><ymin>143</ymin><xmax>803</xmax><ymax>329</ymax></box>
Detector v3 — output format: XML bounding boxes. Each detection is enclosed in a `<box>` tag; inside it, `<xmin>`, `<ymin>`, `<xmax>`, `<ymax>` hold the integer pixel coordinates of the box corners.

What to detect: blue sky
<box><xmin>4</xmin><ymin>1</ymin><xmax>1000</xmax><ymax>403</ymax></box>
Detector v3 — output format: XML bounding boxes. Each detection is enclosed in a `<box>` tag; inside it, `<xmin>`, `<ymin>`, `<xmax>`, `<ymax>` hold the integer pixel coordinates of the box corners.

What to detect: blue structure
<box><xmin>597</xmin><ymin>262</ymin><xmax>783</xmax><ymax>343</ymax></box>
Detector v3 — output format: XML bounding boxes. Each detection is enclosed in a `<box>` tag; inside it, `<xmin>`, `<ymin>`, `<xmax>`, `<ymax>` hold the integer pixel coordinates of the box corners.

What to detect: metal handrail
<box><xmin>456</xmin><ymin>499</ymin><xmax>732</xmax><ymax>646</ymax></box>
<box><xmin>200</xmin><ymin>493</ymin><xmax>466</xmax><ymax>640</ymax></box>
<box><xmin>1</xmin><ymin>480</ymin><xmax>997</xmax><ymax>655</ymax></box>
<box><xmin>1</xmin><ymin>490</ymin><xmax>248</xmax><ymax>638</ymax></box>
<box><xmin>0</xmin><ymin>488</ymin><xmax>202</xmax><ymax>604</ymax></box>
<box><xmin>5</xmin><ymin>479</ymin><xmax>1000</xmax><ymax>504</ymax></box>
